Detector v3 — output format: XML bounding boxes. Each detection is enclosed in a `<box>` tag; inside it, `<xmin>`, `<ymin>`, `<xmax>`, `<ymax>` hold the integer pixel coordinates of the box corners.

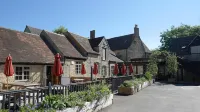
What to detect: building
<box><xmin>24</xmin><ymin>26</ymin><xmax>122</xmax><ymax>83</ymax></box>
<box><xmin>107</xmin><ymin>25</ymin><xmax>151</xmax><ymax>75</ymax></box>
<box><xmin>169</xmin><ymin>36</ymin><xmax>200</xmax><ymax>83</ymax></box>
<box><xmin>0</xmin><ymin>27</ymin><xmax>54</xmax><ymax>87</ymax></box>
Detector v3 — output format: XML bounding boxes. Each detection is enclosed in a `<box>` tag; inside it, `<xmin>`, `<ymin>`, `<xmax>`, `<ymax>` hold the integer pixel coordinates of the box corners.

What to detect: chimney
<box><xmin>134</xmin><ymin>24</ymin><xmax>139</xmax><ymax>37</ymax></box>
<box><xmin>90</xmin><ymin>30</ymin><xmax>95</xmax><ymax>39</ymax></box>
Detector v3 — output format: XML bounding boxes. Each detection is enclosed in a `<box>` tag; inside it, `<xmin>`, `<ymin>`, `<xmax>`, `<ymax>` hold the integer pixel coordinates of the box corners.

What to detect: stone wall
<box><xmin>0</xmin><ymin>64</ymin><xmax>44</xmax><ymax>84</ymax></box>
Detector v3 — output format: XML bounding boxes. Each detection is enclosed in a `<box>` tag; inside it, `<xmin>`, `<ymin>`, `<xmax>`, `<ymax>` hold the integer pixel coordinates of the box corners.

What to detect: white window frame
<box><xmin>75</xmin><ymin>62</ymin><xmax>81</xmax><ymax>75</ymax></box>
<box><xmin>102</xmin><ymin>48</ymin><xmax>106</xmax><ymax>61</ymax></box>
<box><xmin>102</xmin><ymin>66</ymin><xmax>107</xmax><ymax>76</ymax></box>
<box><xmin>110</xmin><ymin>66</ymin><xmax>115</xmax><ymax>75</ymax></box>
<box><xmin>15</xmin><ymin>65</ymin><xmax>31</xmax><ymax>81</ymax></box>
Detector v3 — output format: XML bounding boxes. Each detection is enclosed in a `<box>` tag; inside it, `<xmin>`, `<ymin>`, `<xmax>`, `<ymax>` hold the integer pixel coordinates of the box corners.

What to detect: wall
<box><xmin>114</xmin><ymin>49</ymin><xmax>127</xmax><ymax>61</ymax></box>
<box><xmin>0</xmin><ymin>64</ymin><xmax>45</xmax><ymax>86</ymax></box>
<box><xmin>68</xmin><ymin>38</ymin><xmax>110</xmax><ymax>79</ymax></box>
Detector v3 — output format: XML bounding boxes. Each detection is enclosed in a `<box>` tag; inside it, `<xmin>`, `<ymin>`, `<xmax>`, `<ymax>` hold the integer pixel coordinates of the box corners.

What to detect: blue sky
<box><xmin>1</xmin><ymin>0</ymin><xmax>200</xmax><ymax>50</ymax></box>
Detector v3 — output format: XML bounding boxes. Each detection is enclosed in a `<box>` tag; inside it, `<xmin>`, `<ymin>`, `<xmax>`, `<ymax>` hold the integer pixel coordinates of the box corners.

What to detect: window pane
<box><xmin>24</xmin><ymin>67</ymin><xmax>30</xmax><ymax>70</ymax></box>
<box><xmin>19</xmin><ymin>76</ymin><xmax>22</xmax><ymax>80</ymax></box>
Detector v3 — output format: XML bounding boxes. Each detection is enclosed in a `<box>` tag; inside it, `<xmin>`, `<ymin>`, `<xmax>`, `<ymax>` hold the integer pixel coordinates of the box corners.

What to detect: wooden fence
<box><xmin>0</xmin><ymin>76</ymin><xmax>134</xmax><ymax>111</ymax></box>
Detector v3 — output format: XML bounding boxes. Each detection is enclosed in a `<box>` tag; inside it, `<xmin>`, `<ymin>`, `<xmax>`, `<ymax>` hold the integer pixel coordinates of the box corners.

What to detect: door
<box><xmin>46</xmin><ymin>66</ymin><xmax>52</xmax><ymax>86</ymax></box>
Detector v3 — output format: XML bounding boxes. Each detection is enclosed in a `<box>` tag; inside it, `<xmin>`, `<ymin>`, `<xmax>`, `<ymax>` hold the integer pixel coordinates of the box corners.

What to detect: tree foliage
<box><xmin>160</xmin><ymin>24</ymin><xmax>200</xmax><ymax>50</ymax></box>
<box><xmin>53</xmin><ymin>26</ymin><xmax>68</xmax><ymax>34</ymax></box>
<box><xmin>146</xmin><ymin>50</ymin><xmax>178</xmax><ymax>77</ymax></box>
<box><xmin>166</xmin><ymin>54</ymin><xmax>178</xmax><ymax>75</ymax></box>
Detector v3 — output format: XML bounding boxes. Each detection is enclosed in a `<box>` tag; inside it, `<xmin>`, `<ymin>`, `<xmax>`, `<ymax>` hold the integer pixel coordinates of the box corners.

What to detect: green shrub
<box><xmin>140</xmin><ymin>77</ymin><xmax>147</xmax><ymax>82</ymax></box>
<box><xmin>23</xmin><ymin>84</ymin><xmax>111</xmax><ymax>111</ymax></box>
<box><xmin>120</xmin><ymin>80</ymin><xmax>134</xmax><ymax>87</ymax></box>
<box><xmin>0</xmin><ymin>110</ymin><xmax>9</xmax><ymax>112</ymax></box>
<box><xmin>133</xmin><ymin>81</ymin><xmax>139</xmax><ymax>88</ymax></box>
<box><xmin>145</xmin><ymin>72</ymin><xmax>152</xmax><ymax>81</ymax></box>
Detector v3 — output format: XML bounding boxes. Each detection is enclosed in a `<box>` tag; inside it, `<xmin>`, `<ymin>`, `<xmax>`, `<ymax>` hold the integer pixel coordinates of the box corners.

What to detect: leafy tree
<box><xmin>53</xmin><ymin>26</ymin><xmax>68</xmax><ymax>34</ymax></box>
<box><xmin>146</xmin><ymin>51</ymin><xmax>178</xmax><ymax>78</ymax></box>
<box><xmin>160</xmin><ymin>24</ymin><xmax>200</xmax><ymax>50</ymax></box>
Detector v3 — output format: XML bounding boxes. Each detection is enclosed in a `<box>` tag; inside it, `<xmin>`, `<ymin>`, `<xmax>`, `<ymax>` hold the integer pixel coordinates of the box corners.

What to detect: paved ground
<box><xmin>100</xmin><ymin>82</ymin><xmax>200</xmax><ymax>112</ymax></box>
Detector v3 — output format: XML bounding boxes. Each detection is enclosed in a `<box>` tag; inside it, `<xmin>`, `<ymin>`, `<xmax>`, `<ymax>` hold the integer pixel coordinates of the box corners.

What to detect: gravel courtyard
<box><xmin>100</xmin><ymin>82</ymin><xmax>200</xmax><ymax>112</ymax></box>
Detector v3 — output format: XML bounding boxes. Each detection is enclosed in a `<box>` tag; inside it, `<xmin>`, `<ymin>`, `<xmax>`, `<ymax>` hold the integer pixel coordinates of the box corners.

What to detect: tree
<box><xmin>53</xmin><ymin>26</ymin><xmax>68</xmax><ymax>34</ymax></box>
<box><xmin>146</xmin><ymin>51</ymin><xmax>178</xmax><ymax>78</ymax></box>
<box><xmin>160</xmin><ymin>24</ymin><xmax>200</xmax><ymax>51</ymax></box>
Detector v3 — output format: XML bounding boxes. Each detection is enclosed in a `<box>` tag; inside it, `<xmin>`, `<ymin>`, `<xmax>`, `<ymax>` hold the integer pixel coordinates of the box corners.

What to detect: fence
<box><xmin>0</xmin><ymin>76</ymin><xmax>133</xmax><ymax>110</ymax></box>
<box><xmin>110</xmin><ymin>76</ymin><xmax>133</xmax><ymax>93</ymax></box>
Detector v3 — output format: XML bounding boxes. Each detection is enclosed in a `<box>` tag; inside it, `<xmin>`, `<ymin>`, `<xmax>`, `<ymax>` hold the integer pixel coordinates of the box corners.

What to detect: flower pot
<box><xmin>118</xmin><ymin>87</ymin><xmax>134</xmax><ymax>95</ymax></box>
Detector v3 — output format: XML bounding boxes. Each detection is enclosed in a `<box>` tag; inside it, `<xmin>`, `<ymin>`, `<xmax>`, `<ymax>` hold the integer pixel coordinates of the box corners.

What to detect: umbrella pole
<box><xmin>7</xmin><ymin>76</ymin><xmax>8</xmax><ymax>90</ymax></box>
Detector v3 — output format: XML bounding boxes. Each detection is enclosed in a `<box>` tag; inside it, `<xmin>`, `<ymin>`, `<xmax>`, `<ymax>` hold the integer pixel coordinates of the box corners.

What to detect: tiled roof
<box><xmin>0</xmin><ymin>27</ymin><xmax>54</xmax><ymax>64</ymax></box>
<box><xmin>169</xmin><ymin>36</ymin><xmax>197</xmax><ymax>56</ymax></box>
<box><xmin>107</xmin><ymin>34</ymin><xmax>134</xmax><ymax>50</ymax></box>
<box><xmin>42</xmin><ymin>31</ymin><xmax>86</xmax><ymax>59</ymax></box>
<box><xmin>25</xmin><ymin>25</ymin><xmax>42</xmax><ymax>35</ymax></box>
<box><xmin>68</xmin><ymin>32</ymin><xmax>98</xmax><ymax>54</ymax></box>
<box><xmin>89</xmin><ymin>36</ymin><xmax>104</xmax><ymax>48</ymax></box>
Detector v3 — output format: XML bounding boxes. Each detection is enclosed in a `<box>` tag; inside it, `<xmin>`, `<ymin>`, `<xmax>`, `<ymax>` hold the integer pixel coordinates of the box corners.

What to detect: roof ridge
<box><xmin>68</xmin><ymin>31</ymin><xmax>89</xmax><ymax>39</ymax></box>
<box><xmin>44</xmin><ymin>30</ymin><xmax>65</xmax><ymax>37</ymax></box>
<box><xmin>0</xmin><ymin>26</ymin><xmax>40</xmax><ymax>37</ymax></box>
<box><xmin>107</xmin><ymin>33</ymin><xmax>134</xmax><ymax>40</ymax></box>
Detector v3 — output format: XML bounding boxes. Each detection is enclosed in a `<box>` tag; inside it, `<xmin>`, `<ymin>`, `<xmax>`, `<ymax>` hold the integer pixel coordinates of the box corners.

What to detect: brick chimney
<box><xmin>134</xmin><ymin>24</ymin><xmax>139</xmax><ymax>37</ymax></box>
<box><xmin>90</xmin><ymin>30</ymin><xmax>95</xmax><ymax>39</ymax></box>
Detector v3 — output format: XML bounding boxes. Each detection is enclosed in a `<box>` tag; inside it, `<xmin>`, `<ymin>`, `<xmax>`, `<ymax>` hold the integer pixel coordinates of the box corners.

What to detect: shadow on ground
<box><xmin>154</xmin><ymin>81</ymin><xmax>200</xmax><ymax>86</ymax></box>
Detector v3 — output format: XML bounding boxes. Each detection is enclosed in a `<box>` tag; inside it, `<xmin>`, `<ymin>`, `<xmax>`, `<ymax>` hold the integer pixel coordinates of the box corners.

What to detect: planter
<box><xmin>57</xmin><ymin>94</ymin><xmax>113</xmax><ymax>112</ymax></box>
<box><xmin>149</xmin><ymin>80</ymin><xmax>153</xmax><ymax>85</ymax></box>
<box><xmin>138</xmin><ymin>84</ymin><xmax>142</xmax><ymax>91</ymax></box>
<box><xmin>118</xmin><ymin>87</ymin><xmax>134</xmax><ymax>95</ymax></box>
<box><xmin>142</xmin><ymin>81</ymin><xmax>149</xmax><ymax>89</ymax></box>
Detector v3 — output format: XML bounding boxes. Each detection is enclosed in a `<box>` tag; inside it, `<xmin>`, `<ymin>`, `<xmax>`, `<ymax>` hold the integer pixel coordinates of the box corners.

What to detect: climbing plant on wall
<box><xmin>146</xmin><ymin>50</ymin><xmax>178</xmax><ymax>77</ymax></box>
<box><xmin>166</xmin><ymin>54</ymin><xmax>178</xmax><ymax>76</ymax></box>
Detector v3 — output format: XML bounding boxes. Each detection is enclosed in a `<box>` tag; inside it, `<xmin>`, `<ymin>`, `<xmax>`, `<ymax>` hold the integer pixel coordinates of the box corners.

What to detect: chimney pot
<box><xmin>90</xmin><ymin>30</ymin><xmax>95</xmax><ymax>39</ymax></box>
<box><xmin>134</xmin><ymin>24</ymin><xmax>139</xmax><ymax>37</ymax></box>
<box><xmin>135</xmin><ymin>24</ymin><xmax>138</xmax><ymax>28</ymax></box>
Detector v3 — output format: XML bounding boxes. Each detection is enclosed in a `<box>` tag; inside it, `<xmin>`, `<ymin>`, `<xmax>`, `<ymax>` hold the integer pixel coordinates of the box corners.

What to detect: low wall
<box><xmin>57</xmin><ymin>94</ymin><xmax>113</xmax><ymax>112</ymax></box>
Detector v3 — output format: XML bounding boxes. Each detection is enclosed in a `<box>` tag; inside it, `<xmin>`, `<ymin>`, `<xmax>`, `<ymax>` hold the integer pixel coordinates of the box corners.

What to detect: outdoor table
<box><xmin>1</xmin><ymin>82</ymin><xmax>41</xmax><ymax>90</ymax></box>
<box><xmin>74</xmin><ymin>79</ymin><xmax>84</xmax><ymax>83</ymax></box>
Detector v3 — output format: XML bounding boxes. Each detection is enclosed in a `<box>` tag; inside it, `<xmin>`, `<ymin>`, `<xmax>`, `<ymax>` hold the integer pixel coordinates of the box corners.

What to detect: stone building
<box><xmin>107</xmin><ymin>25</ymin><xmax>151</xmax><ymax>75</ymax></box>
<box><xmin>0</xmin><ymin>27</ymin><xmax>54</xmax><ymax>87</ymax></box>
<box><xmin>24</xmin><ymin>26</ymin><xmax>122</xmax><ymax>84</ymax></box>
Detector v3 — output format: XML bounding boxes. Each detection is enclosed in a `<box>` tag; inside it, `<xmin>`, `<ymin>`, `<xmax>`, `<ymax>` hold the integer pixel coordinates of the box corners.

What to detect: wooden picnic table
<box><xmin>1</xmin><ymin>82</ymin><xmax>41</xmax><ymax>90</ymax></box>
<box><xmin>74</xmin><ymin>79</ymin><xmax>84</xmax><ymax>83</ymax></box>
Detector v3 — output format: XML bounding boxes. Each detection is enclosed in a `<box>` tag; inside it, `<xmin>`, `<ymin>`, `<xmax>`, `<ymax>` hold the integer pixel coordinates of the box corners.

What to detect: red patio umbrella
<box><xmin>81</xmin><ymin>63</ymin><xmax>86</xmax><ymax>75</ymax></box>
<box><xmin>121</xmin><ymin>63</ymin><xmax>126</xmax><ymax>75</ymax></box>
<box><xmin>52</xmin><ymin>53</ymin><xmax>63</xmax><ymax>85</ymax></box>
<box><xmin>113</xmin><ymin>63</ymin><xmax>119</xmax><ymax>75</ymax></box>
<box><xmin>4</xmin><ymin>54</ymin><xmax>14</xmax><ymax>90</ymax></box>
<box><xmin>129</xmin><ymin>64</ymin><xmax>134</xmax><ymax>75</ymax></box>
<box><xmin>93</xmin><ymin>63</ymin><xmax>98</xmax><ymax>75</ymax></box>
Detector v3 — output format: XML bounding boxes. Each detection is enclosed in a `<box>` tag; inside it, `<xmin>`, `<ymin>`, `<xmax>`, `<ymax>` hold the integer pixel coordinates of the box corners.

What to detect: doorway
<box><xmin>46</xmin><ymin>66</ymin><xmax>52</xmax><ymax>86</ymax></box>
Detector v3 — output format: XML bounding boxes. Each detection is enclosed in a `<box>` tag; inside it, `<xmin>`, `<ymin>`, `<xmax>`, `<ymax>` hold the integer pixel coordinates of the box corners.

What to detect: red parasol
<box><xmin>4</xmin><ymin>54</ymin><xmax>14</xmax><ymax>90</ymax></box>
<box><xmin>81</xmin><ymin>63</ymin><xmax>86</xmax><ymax>75</ymax></box>
<box><xmin>121</xmin><ymin>63</ymin><xmax>126</xmax><ymax>75</ymax></box>
<box><xmin>52</xmin><ymin>53</ymin><xmax>63</xmax><ymax>84</ymax></box>
<box><xmin>113</xmin><ymin>63</ymin><xmax>119</xmax><ymax>75</ymax></box>
<box><xmin>93</xmin><ymin>63</ymin><xmax>98</xmax><ymax>75</ymax></box>
<box><xmin>129</xmin><ymin>64</ymin><xmax>134</xmax><ymax>75</ymax></box>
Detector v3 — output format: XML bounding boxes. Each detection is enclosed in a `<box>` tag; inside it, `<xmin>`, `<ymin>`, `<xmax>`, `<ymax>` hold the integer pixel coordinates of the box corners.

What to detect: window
<box><xmin>127</xmin><ymin>66</ymin><xmax>130</xmax><ymax>75</ymax></box>
<box><xmin>102</xmin><ymin>48</ymin><xmax>106</xmax><ymax>60</ymax></box>
<box><xmin>102</xmin><ymin>66</ymin><xmax>107</xmax><ymax>76</ymax></box>
<box><xmin>15</xmin><ymin>66</ymin><xmax>30</xmax><ymax>81</ymax></box>
<box><xmin>111</xmin><ymin>66</ymin><xmax>114</xmax><ymax>75</ymax></box>
<box><xmin>75</xmin><ymin>62</ymin><xmax>81</xmax><ymax>74</ymax></box>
